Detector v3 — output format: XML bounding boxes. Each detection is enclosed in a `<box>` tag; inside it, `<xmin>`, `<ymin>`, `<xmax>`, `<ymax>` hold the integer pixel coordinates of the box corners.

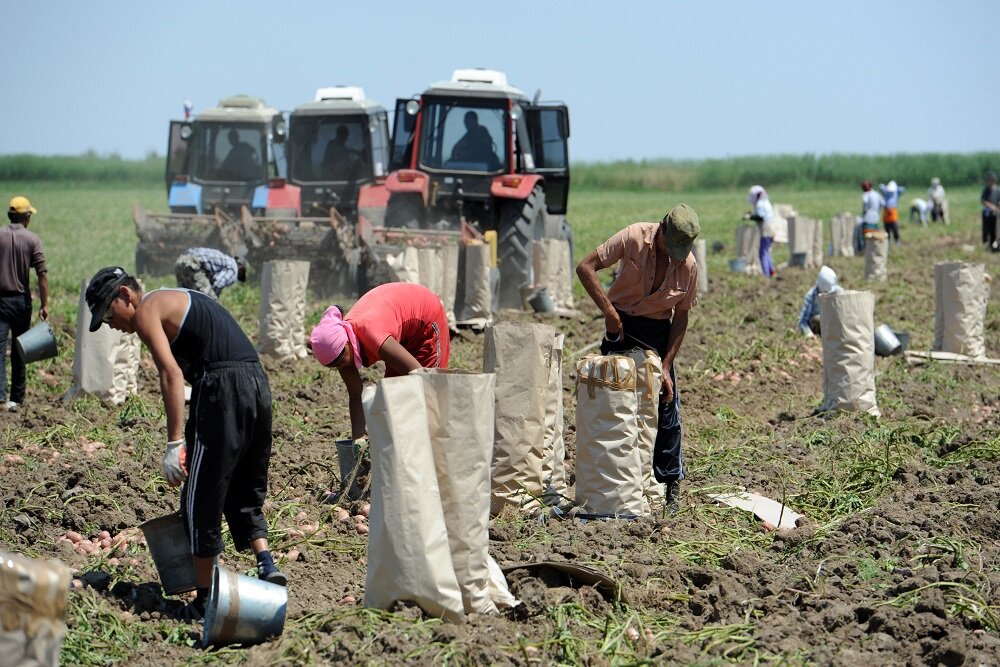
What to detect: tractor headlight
<box><xmin>510</xmin><ymin>104</ymin><xmax>523</xmax><ymax>121</ymax></box>
<box><xmin>179</xmin><ymin>124</ymin><xmax>193</xmax><ymax>140</ymax></box>
<box><xmin>405</xmin><ymin>100</ymin><xmax>419</xmax><ymax>116</ymax></box>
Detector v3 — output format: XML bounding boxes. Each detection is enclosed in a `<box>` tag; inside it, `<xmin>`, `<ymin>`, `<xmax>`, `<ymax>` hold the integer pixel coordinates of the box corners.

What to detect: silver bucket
<box><xmin>874</xmin><ymin>323</ymin><xmax>902</xmax><ymax>357</ymax></box>
<box><xmin>527</xmin><ymin>287</ymin><xmax>555</xmax><ymax>313</ymax></box>
<box><xmin>728</xmin><ymin>258</ymin><xmax>747</xmax><ymax>273</ymax></box>
<box><xmin>336</xmin><ymin>438</ymin><xmax>364</xmax><ymax>501</ymax></box>
<box><xmin>202</xmin><ymin>564</ymin><xmax>287</xmax><ymax>647</ymax></box>
<box><xmin>15</xmin><ymin>321</ymin><xmax>58</xmax><ymax>364</ymax></box>
<box><xmin>139</xmin><ymin>512</ymin><xmax>197</xmax><ymax>595</ymax></box>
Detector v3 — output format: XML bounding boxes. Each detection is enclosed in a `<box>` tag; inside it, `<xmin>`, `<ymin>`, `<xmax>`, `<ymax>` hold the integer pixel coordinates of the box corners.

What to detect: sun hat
<box><xmin>309</xmin><ymin>305</ymin><xmax>362</xmax><ymax>369</ymax></box>
<box><xmin>661</xmin><ymin>203</ymin><xmax>700</xmax><ymax>261</ymax></box>
<box><xmin>747</xmin><ymin>185</ymin><xmax>767</xmax><ymax>205</ymax></box>
<box><xmin>85</xmin><ymin>267</ymin><xmax>129</xmax><ymax>332</ymax></box>
<box><xmin>8</xmin><ymin>196</ymin><xmax>36</xmax><ymax>215</ymax></box>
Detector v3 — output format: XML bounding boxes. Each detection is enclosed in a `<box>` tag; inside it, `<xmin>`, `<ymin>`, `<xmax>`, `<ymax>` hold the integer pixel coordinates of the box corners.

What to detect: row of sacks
<box><xmin>817</xmin><ymin>262</ymin><xmax>991</xmax><ymax>416</ymax></box>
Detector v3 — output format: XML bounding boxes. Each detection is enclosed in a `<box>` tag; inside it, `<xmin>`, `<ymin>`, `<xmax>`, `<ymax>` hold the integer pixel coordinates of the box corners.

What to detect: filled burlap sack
<box><xmin>460</xmin><ymin>242</ymin><xmax>493</xmax><ymax>325</ymax></box>
<box><xmin>541</xmin><ymin>333</ymin><xmax>568</xmax><ymax>506</ymax></box>
<box><xmin>693</xmin><ymin>239</ymin><xmax>709</xmax><ymax>294</ymax></box>
<box><xmin>934</xmin><ymin>262</ymin><xmax>990</xmax><ymax>358</ymax></box>
<box><xmin>0</xmin><ymin>551</ymin><xmax>71</xmax><ymax>667</ymax></box>
<box><xmin>830</xmin><ymin>213</ymin><xmax>856</xmax><ymax>258</ymax></box>
<box><xmin>736</xmin><ymin>224</ymin><xmax>762</xmax><ymax>275</ymax></box>
<box><xmin>864</xmin><ymin>233</ymin><xmax>888</xmax><ymax>282</ymax></box>
<box><xmin>532</xmin><ymin>239</ymin><xmax>574</xmax><ymax>310</ymax></box>
<box><xmin>257</xmin><ymin>260</ymin><xmax>310</xmax><ymax>360</ymax></box>
<box><xmin>622</xmin><ymin>348</ymin><xmax>664</xmax><ymax>513</ymax></box>
<box><xmin>819</xmin><ymin>290</ymin><xmax>880</xmax><ymax>416</ymax></box>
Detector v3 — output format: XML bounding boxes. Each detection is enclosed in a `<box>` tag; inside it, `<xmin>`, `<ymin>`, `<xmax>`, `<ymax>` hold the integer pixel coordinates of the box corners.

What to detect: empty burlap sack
<box><xmin>736</xmin><ymin>224</ymin><xmax>762</xmax><ymax>275</ymax></box>
<box><xmin>460</xmin><ymin>242</ymin><xmax>492</xmax><ymax>324</ymax></box>
<box><xmin>64</xmin><ymin>279</ymin><xmax>140</xmax><ymax>405</ymax></box>
<box><xmin>788</xmin><ymin>216</ymin><xmax>814</xmax><ymax>267</ymax></box>
<box><xmin>257</xmin><ymin>260</ymin><xmax>310</xmax><ymax>359</ymax></box>
<box><xmin>934</xmin><ymin>262</ymin><xmax>990</xmax><ymax>358</ymax></box>
<box><xmin>693</xmin><ymin>239</ymin><xmax>709</xmax><ymax>294</ymax></box>
<box><xmin>574</xmin><ymin>354</ymin><xmax>644</xmax><ymax>517</ymax></box>
<box><xmin>864</xmin><ymin>233</ymin><xmax>888</xmax><ymax>281</ymax></box>
<box><xmin>541</xmin><ymin>333</ymin><xmax>568</xmax><ymax>506</ymax></box>
<box><xmin>362</xmin><ymin>376</ymin><xmax>464</xmax><ymax>623</ymax></box>
<box><xmin>830</xmin><ymin>213</ymin><xmax>856</xmax><ymax>257</ymax></box>
<box><xmin>622</xmin><ymin>348</ymin><xmax>664</xmax><ymax>512</ymax></box>
<box><xmin>0</xmin><ymin>551</ymin><xmax>71</xmax><ymax>667</ymax></box>
<box><xmin>532</xmin><ymin>239</ymin><xmax>574</xmax><ymax>310</ymax></box>
<box><xmin>485</xmin><ymin>321</ymin><xmax>555</xmax><ymax>516</ymax></box>
<box><xmin>819</xmin><ymin>290</ymin><xmax>880</xmax><ymax>416</ymax></box>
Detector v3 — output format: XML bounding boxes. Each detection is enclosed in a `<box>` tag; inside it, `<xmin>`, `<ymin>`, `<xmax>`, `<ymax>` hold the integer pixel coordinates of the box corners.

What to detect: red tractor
<box><xmin>362</xmin><ymin>69</ymin><xmax>572</xmax><ymax>309</ymax></box>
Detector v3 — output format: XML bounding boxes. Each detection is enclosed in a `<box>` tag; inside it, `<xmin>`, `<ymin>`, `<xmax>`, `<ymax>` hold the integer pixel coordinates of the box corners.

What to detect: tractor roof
<box><xmin>424</xmin><ymin>68</ymin><xmax>527</xmax><ymax>101</ymax></box>
<box><xmin>195</xmin><ymin>95</ymin><xmax>280</xmax><ymax>123</ymax></box>
<box><xmin>293</xmin><ymin>87</ymin><xmax>385</xmax><ymax>117</ymax></box>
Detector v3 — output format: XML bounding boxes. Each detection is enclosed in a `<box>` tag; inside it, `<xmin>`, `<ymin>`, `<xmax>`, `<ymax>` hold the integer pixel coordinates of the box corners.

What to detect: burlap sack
<box><xmin>622</xmin><ymin>348</ymin><xmax>664</xmax><ymax>513</ymax></box>
<box><xmin>532</xmin><ymin>239</ymin><xmax>574</xmax><ymax>310</ymax></box>
<box><xmin>438</xmin><ymin>244</ymin><xmax>459</xmax><ymax>330</ymax></box>
<box><xmin>736</xmin><ymin>224</ymin><xmax>762</xmax><ymax>275</ymax></box>
<box><xmin>257</xmin><ymin>260</ymin><xmax>310</xmax><ymax>360</ymax></box>
<box><xmin>864</xmin><ymin>233</ymin><xmax>888</xmax><ymax>282</ymax></box>
<box><xmin>541</xmin><ymin>334</ymin><xmax>568</xmax><ymax>506</ymax></box>
<box><xmin>0</xmin><ymin>551</ymin><xmax>71</xmax><ymax>667</ymax></box>
<box><xmin>693</xmin><ymin>239</ymin><xmax>709</xmax><ymax>294</ymax></box>
<box><xmin>788</xmin><ymin>216</ymin><xmax>814</xmax><ymax>266</ymax></box>
<box><xmin>460</xmin><ymin>243</ymin><xmax>492</xmax><ymax>325</ymax></box>
<box><xmin>574</xmin><ymin>354</ymin><xmax>644</xmax><ymax>517</ymax></box>
<box><xmin>362</xmin><ymin>376</ymin><xmax>465</xmax><ymax>623</ymax></box>
<box><xmin>819</xmin><ymin>290</ymin><xmax>880</xmax><ymax>416</ymax></box>
<box><xmin>385</xmin><ymin>246</ymin><xmax>421</xmax><ymax>283</ymax></box>
<box><xmin>811</xmin><ymin>218</ymin><xmax>825</xmax><ymax>268</ymax></box>
<box><xmin>830</xmin><ymin>213</ymin><xmax>856</xmax><ymax>257</ymax></box>
<box><xmin>485</xmin><ymin>321</ymin><xmax>555</xmax><ymax>516</ymax></box>
<box><xmin>64</xmin><ymin>279</ymin><xmax>141</xmax><ymax>405</ymax></box>
<box><xmin>934</xmin><ymin>262</ymin><xmax>990</xmax><ymax>358</ymax></box>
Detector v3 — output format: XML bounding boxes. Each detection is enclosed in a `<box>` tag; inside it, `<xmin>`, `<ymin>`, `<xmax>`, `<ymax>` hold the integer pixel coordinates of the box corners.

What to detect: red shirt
<box><xmin>347</xmin><ymin>282</ymin><xmax>449</xmax><ymax>374</ymax></box>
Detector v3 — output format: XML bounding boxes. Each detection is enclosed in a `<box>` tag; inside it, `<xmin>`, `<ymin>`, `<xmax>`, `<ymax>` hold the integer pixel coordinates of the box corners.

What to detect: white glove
<box><xmin>162</xmin><ymin>439</ymin><xmax>187</xmax><ymax>486</ymax></box>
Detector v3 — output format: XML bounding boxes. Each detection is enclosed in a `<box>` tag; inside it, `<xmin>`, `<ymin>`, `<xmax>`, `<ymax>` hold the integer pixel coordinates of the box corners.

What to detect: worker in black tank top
<box><xmin>85</xmin><ymin>267</ymin><xmax>287</xmax><ymax>619</ymax></box>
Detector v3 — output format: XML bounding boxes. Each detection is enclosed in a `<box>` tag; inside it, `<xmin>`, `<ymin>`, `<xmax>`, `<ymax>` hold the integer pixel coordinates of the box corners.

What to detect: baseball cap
<box><xmin>85</xmin><ymin>267</ymin><xmax>129</xmax><ymax>332</ymax></box>
<box><xmin>8</xmin><ymin>196</ymin><xmax>36</xmax><ymax>215</ymax></box>
<box><xmin>661</xmin><ymin>203</ymin><xmax>700</xmax><ymax>260</ymax></box>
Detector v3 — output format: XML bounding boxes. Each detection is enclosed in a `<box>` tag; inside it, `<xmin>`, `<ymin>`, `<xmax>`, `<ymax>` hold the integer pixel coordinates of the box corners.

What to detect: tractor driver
<box><xmin>322</xmin><ymin>125</ymin><xmax>358</xmax><ymax>181</ymax></box>
<box><xmin>219</xmin><ymin>128</ymin><xmax>259</xmax><ymax>180</ymax></box>
<box><xmin>450</xmin><ymin>111</ymin><xmax>498</xmax><ymax>168</ymax></box>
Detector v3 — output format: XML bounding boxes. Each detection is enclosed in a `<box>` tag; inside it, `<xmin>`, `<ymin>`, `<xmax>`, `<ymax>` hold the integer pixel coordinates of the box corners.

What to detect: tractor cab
<box><xmin>286</xmin><ymin>87</ymin><xmax>390</xmax><ymax>218</ymax></box>
<box><xmin>165</xmin><ymin>95</ymin><xmax>286</xmax><ymax>215</ymax></box>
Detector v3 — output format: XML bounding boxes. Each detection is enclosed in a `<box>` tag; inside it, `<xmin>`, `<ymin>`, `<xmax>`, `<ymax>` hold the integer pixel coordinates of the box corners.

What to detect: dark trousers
<box><xmin>181</xmin><ymin>361</ymin><xmax>273</xmax><ymax>557</ymax></box>
<box><xmin>884</xmin><ymin>221</ymin><xmax>900</xmax><ymax>242</ymax></box>
<box><xmin>0</xmin><ymin>294</ymin><xmax>31</xmax><ymax>403</ymax></box>
<box><xmin>601</xmin><ymin>310</ymin><xmax>684</xmax><ymax>484</ymax></box>
<box><xmin>983</xmin><ymin>213</ymin><xmax>998</xmax><ymax>249</ymax></box>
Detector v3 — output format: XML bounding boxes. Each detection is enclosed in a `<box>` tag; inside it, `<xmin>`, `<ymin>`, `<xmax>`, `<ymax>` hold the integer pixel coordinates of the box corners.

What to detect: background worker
<box><xmin>309</xmin><ymin>282</ymin><xmax>450</xmax><ymax>439</ymax></box>
<box><xmin>858</xmin><ymin>180</ymin><xmax>884</xmax><ymax>251</ymax></box>
<box><xmin>174</xmin><ymin>247</ymin><xmax>246</xmax><ymax>300</ymax></box>
<box><xmin>879</xmin><ymin>180</ymin><xmax>905</xmax><ymax>245</ymax></box>
<box><xmin>576</xmin><ymin>204</ymin><xmax>700</xmax><ymax>512</ymax></box>
<box><xmin>0</xmin><ymin>196</ymin><xmax>48</xmax><ymax>412</ymax></box>
<box><xmin>86</xmin><ymin>266</ymin><xmax>286</xmax><ymax>618</ymax></box>
<box><xmin>744</xmin><ymin>185</ymin><xmax>777</xmax><ymax>277</ymax></box>
<box><xmin>980</xmin><ymin>170</ymin><xmax>1000</xmax><ymax>251</ymax></box>
<box><xmin>927</xmin><ymin>177</ymin><xmax>949</xmax><ymax>224</ymax></box>
<box><xmin>797</xmin><ymin>265</ymin><xmax>844</xmax><ymax>337</ymax></box>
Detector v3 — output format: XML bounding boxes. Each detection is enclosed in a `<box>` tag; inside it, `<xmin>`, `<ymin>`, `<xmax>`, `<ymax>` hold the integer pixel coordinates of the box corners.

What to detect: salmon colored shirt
<box><xmin>596</xmin><ymin>222</ymin><xmax>699</xmax><ymax>320</ymax></box>
<box><xmin>346</xmin><ymin>282</ymin><xmax>450</xmax><ymax>374</ymax></box>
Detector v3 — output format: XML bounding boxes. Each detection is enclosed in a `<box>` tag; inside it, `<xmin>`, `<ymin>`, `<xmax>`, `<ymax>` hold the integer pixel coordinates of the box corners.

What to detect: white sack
<box><xmin>0</xmin><ymin>551</ymin><xmax>71</xmax><ymax>667</ymax></box>
<box><xmin>830</xmin><ymin>213</ymin><xmax>856</xmax><ymax>258</ymax></box>
<box><xmin>64</xmin><ymin>278</ymin><xmax>140</xmax><ymax>405</ymax></box>
<box><xmin>574</xmin><ymin>354</ymin><xmax>644</xmax><ymax>517</ymax></box>
<box><xmin>693</xmin><ymin>239</ymin><xmax>709</xmax><ymax>294</ymax></box>
<box><xmin>622</xmin><ymin>348</ymin><xmax>664</xmax><ymax>513</ymax></box>
<box><xmin>811</xmin><ymin>218</ymin><xmax>825</xmax><ymax>268</ymax></box>
<box><xmin>257</xmin><ymin>260</ymin><xmax>310</xmax><ymax>360</ymax></box>
<box><xmin>484</xmin><ymin>321</ymin><xmax>555</xmax><ymax>516</ymax></box>
<box><xmin>541</xmin><ymin>333</ymin><xmax>568</xmax><ymax>505</ymax></box>
<box><xmin>736</xmin><ymin>224</ymin><xmax>762</xmax><ymax>275</ymax></box>
<box><xmin>460</xmin><ymin>243</ymin><xmax>493</xmax><ymax>325</ymax></box>
<box><xmin>384</xmin><ymin>245</ymin><xmax>421</xmax><ymax>284</ymax></box>
<box><xmin>864</xmin><ymin>233</ymin><xmax>888</xmax><ymax>282</ymax></box>
<box><xmin>934</xmin><ymin>262</ymin><xmax>990</xmax><ymax>358</ymax></box>
<box><xmin>788</xmin><ymin>216</ymin><xmax>814</xmax><ymax>265</ymax></box>
<box><xmin>819</xmin><ymin>290</ymin><xmax>880</xmax><ymax>416</ymax></box>
<box><xmin>532</xmin><ymin>239</ymin><xmax>574</xmax><ymax>310</ymax></box>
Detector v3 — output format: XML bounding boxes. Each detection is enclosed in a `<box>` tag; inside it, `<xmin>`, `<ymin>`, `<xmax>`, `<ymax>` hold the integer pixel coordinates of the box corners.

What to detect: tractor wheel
<box><xmin>497</xmin><ymin>185</ymin><xmax>545</xmax><ymax>309</ymax></box>
<box><xmin>385</xmin><ymin>195</ymin><xmax>425</xmax><ymax>229</ymax></box>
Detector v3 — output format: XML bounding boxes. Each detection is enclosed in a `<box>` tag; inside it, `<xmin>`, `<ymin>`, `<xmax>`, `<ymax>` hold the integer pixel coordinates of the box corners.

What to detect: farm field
<box><xmin>1</xmin><ymin>180</ymin><xmax>998</xmax><ymax>666</ymax></box>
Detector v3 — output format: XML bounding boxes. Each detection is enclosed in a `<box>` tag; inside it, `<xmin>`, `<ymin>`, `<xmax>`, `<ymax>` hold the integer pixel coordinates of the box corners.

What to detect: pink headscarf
<box><xmin>310</xmin><ymin>305</ymin><xmax>362</xmax><ymax>369</ymax></box>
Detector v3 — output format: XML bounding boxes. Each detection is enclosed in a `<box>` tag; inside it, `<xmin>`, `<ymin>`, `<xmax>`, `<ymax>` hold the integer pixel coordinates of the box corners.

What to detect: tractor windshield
<box><xmin>190</xmin><ymin>122</ymin><xmax>268</xmax><ymax>183</ymax></box>
<box><xmin>418</xmin><ymin>101</ymin><xmax>507</xmax><ymax>173</ymax></box>
<box><xmin>288</xmin><ymin>116</ymin><xmax>373</xmax><ymax>183</ymax></box>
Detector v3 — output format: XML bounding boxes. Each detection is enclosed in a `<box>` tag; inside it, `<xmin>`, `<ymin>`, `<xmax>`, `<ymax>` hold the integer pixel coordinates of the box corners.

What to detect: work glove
<box><xmin>163</xmin><ymin>439</ymin><xmax>187</xmax><ymax>486</ymax></box>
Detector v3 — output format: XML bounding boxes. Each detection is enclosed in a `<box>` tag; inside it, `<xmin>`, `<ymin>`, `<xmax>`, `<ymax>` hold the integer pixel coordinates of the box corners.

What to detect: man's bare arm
<box><xmin>133</xmin><ymin>295</ymin><xmax>186</xmax><ymax>442</ymax></box>
<box><xmin>576</xmin><ymin>250</ymin><xmax>622</xmax><ymax>335</ymax></box>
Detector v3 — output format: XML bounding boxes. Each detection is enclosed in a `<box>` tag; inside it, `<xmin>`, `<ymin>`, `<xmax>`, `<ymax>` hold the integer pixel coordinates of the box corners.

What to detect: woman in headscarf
<box><xmin>878</xmin><ymin>180</ymin><xmax>906</xmax><ymax>245</ymax></box>
<box><xmin>746</xmin><ymin>185</ymin><xmax>777</xmax><ymax>277</ymax></box>
<box><xmin>309</xmin><ymin>282</ymin><xmax>450</xmax><ymax>438</ymax></box>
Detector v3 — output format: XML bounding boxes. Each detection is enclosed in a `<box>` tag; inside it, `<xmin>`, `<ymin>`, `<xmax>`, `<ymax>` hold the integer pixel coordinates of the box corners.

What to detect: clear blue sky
<box><xmin>2</xmin><ymin>0</ymin><xmax>996</xmax><ymax>162</ymax></box>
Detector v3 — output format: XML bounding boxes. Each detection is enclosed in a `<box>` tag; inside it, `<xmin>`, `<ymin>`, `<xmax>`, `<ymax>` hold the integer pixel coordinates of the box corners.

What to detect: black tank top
<box><xmin>160</xmin><ymin>289</ymin><xmax>258</xmax><ymax>383</ymax></box>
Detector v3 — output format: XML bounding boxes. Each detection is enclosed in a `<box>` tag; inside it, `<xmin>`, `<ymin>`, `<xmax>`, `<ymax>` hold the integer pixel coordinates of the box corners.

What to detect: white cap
<box><xmin>816</xmin><ymin>265</ymin><xmax>838</xmax><ymax>293</ymax></box>
<box><xmin>886</xmin><ymin>180</ymin><xmax>898</xmax><ymax>193</ymax></box>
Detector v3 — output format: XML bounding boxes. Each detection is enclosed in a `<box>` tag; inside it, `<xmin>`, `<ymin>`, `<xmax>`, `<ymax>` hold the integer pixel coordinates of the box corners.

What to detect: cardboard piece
<box><xmin>904</xmin><ymin>350</ymin><xmax>1000</xmax><ymax>366</ymax></box>
<box><xmin>708</xmin><ymin>492</ymin><xmax>803</xmax><ymax>530</ymax></box>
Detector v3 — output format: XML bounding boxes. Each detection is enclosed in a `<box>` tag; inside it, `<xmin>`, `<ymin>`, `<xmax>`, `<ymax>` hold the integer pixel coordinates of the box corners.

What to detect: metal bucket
<box><xmin>15</xmin><ymin>321</ymin><xmax>58</xmax><ymax>364</ymax></box>
<box><xmin>527</xmin><ymin>287</ymin><xmax>555</xmax><ymax>313</ymax></box>
<box><xmin>139</xmin><ymin>512</ymin><xmax>197</xmax><ymax>595</ymax></box>
<box><xmin>336</xmin><ymin>439</ymin><xmax>365</xmax><ymax>501</ymax></box>
<box><xmin>789</xmin><ymin>252</ymin><xmax>808</xmax><ymax>267</ymax></box>
<box><xmin>202</xmin><ymin>564</ymin><xmax>287</xmax><ymax>647</ymax></box>
<box><xmin>729</xmin><ymin>258</ymin><xmax>747</xmax><ymax>273</ymax></box>
<box><xmin>874</xmin><ymin>324</ymin><xmax>902</xmax><ymax>357</ymax></box>
<box><xmin>893</xmin><ymin>330</ymin><xmax>909</xmax><ymax>353</ymax></box>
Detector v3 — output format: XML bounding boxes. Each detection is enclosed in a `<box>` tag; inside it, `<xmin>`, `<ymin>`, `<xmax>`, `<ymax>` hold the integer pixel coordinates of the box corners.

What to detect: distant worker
<box><xmin>219</xmin><ymin>128</ymin><xmax>258</xmax><ymax>180</ymax></box>
<box><xmin>909</xmin><ymin>197</ymin><xmax>930</xmax><ymax>226</ymax></box>
<box><xmin>797</xmin><ymin>265</ymin><xmax>844</xmax><ymax>337</ymax></box>
<box><xmin>927</xmin><ymin>177</ymin><xmax>949</xmax><ymax>224</ymax></box>
<box><xmin>858</xmin><ymin>180</ymin><xmax>884</xmax><ymax>252</ymax></box>
<box><xmin>575</xmin><ymin>204</ymin><xmax>700</xmax><ymax>513</ymax></box>
<box><xmin>86</xmin><ymin>266</ymin><xmax>287</xmax><ymax>619</ymax></box>
<box><xmin>0</xmin><ymin>196</ymin><xmax>48</xmax><ymax>412</ymax></box>
<box><xmin>309</xmin><ymin>283</ymin><xmax>450</xmax><ymax>439</ymax></box>
<box><xmin>174</xmin><ymin>247</ymin><xmax>246</xmax><ymax>300</ymax></box>
<box><xmin>450</xmin><ymin>111</ymin><xmax>497</xmax><ymax>167</ymax></box>
<box><xmin>879</xmin><ymin>180</ymin><xmax>905</xmax><ymax>245</ymax></box>
<box><xmin>981</xmin><ymin>170</ymin><xmax>1000</xmax><ymax>251</ymax></box>
<box><xmin>745</xmin><ymin>185</ymin><xmax>777</xmax><ymax>277</ymax></box>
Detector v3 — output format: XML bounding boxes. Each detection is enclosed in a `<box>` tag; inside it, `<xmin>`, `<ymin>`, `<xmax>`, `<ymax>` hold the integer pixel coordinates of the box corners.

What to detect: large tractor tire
<box><xmin>497</xmin><ymin>185</ymin><xmax>545</xmax><ymax>309</ymax></box>
<box><xmin>385</xmin><ymin>194</ymin><xmax>425</xmax><ymax>229</ymax></box>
